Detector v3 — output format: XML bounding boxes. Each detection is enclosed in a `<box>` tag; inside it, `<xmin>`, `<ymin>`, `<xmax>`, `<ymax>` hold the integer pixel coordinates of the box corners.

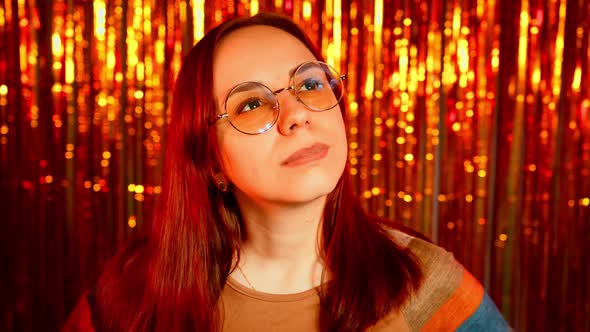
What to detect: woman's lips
<box><xmin>281</xmin><ymin>143</ymin><xmax>330</xmax><ymax>167</ymax></box>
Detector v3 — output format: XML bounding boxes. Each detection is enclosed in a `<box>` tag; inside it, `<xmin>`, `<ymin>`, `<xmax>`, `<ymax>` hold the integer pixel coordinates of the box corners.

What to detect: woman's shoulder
<box><xmin>386</xmin><ymin>227</ymin><xmax>511</xmax><ymax>331</ymax></box>
<box><xmin>388</xmin><ymin>227</ymin><xmax>461</xmax><ymax>275</ymax></box>
<box><xmin>386</xmin><ymin>227</ymin><xmax>465</xmax><ymax>303</ymax></box>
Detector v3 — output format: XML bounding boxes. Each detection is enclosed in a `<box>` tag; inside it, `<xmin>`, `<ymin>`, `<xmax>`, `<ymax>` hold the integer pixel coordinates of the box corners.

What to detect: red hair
<box><xmin>96</xmin><ymin>13</ymin><xmax>423</xmax><ymax>331</ymax></box>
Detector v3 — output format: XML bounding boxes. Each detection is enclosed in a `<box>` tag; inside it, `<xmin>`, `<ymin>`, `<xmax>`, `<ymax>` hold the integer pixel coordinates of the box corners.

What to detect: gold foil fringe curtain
<box><xmin>1</xmin><ymin>1</ymin><xmax>589</xmax><ymax>331</ymax></box>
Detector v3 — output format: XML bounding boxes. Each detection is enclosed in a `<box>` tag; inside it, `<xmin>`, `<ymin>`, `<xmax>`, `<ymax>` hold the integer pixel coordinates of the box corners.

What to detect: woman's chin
<box><xmin>271</xmin><ymin>181</ymin><xmax>337</xmax><ymax>205</ymax></box>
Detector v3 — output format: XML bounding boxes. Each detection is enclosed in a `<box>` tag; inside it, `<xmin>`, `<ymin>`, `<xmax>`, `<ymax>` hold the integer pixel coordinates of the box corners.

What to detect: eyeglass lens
<box><xmin>224</xmin><ymin>62</ymin><xmax>343</xmax><ymax>134</ymax></box>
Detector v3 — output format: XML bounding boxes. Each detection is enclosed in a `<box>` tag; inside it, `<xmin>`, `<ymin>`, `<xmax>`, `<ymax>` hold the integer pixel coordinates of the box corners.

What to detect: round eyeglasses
<box><xmin>210</xmin><ymin>61</ymin><xmax>346</xmax><ymax>135</ymax></box>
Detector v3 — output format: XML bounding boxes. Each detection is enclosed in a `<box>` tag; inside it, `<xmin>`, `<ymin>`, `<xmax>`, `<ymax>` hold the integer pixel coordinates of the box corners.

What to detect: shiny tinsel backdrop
<box><xmin>1</xmin><ymin>0</ymin><xmax>589</xmax><ymax>331</ymax></box>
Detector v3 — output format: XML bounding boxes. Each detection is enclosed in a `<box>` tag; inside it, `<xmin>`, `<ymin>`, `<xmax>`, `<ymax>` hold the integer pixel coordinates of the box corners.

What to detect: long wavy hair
<box><xmin>96</xmin><ymin>13</ymin><xmax>423</xmax><ymax>332</ymax></box>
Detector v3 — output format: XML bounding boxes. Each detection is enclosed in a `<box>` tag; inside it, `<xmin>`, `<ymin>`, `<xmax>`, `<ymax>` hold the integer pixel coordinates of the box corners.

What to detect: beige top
<box><xmin>62</xmin><ymin>230</ymin><xmax>508</xmax><ymax>331</ymax></box>
<box><xmin>220</xmin><ymin>276</ymin><xmax>410</xmax><ymax>331</ymax></box>
<box><xmin>218</xmin><ymin>230</ymin><xmax>417</xmax><ymax>331</ymax></box>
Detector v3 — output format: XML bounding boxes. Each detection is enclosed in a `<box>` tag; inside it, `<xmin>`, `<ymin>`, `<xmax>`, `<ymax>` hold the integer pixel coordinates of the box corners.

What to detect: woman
<box><xmin>63</xmin><ymin>13</ymin><xmax>510</xmax><ymax>331</ymax></box>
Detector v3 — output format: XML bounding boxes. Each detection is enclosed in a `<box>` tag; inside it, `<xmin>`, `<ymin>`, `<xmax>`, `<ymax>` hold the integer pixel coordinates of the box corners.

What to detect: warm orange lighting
<box><xmin>128</xmin><ymin>216</ymin><xmax>137</xmax><ymax>228</ymax></box>
<box><xmin>192</xmin><ymin>0</ymin><xmax>205</xmax><ymax>41</ymax></box>
<box><xmin>135</xmin><ymin>185</ymin><xmax>145</xmax><ymax>194</ymax></box>
<box><xmin>249</xmin><ymin>0</ymin><xmax>259</xmax><ymax>15</ymax></box>
<box><xmin>302</xmin><ymin>0</ymin><xmax>312</xmax><ymax>19</ymax></box>
<box><xmin>572</xmin><ymin>66</ymin><xmax>581</xmax><ymax>91</ymax></box>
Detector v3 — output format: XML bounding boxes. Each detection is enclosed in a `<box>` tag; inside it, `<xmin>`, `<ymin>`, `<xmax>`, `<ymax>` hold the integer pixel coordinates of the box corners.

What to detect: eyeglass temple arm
<box><xmin>209</xmin><ymin>113</ymin><xmax>228</xmax><ymax>126</ymax></box>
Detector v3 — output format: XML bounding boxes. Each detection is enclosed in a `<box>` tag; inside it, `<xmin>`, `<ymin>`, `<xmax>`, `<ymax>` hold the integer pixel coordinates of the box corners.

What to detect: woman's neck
<box><xmin>231</xmin><ymin>192</ymin><xmax>327</xmax><ymax>294</ymax></box>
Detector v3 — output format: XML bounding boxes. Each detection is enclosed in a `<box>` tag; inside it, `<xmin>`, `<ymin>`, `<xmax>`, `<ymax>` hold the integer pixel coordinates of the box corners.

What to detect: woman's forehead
<box><xmin>215</xmin><ymin>25</ymin><xmax>312</xmax><ymax>58</ymax></box>
<box><xmin>213</xmin><ymin>25</ymin><xmax>316</xmax><ymax>88</ymax></box>
<box><xmin>211</xmin><ymin>25</ymin><xmax>318</xmax><ymax>111</ymax></box>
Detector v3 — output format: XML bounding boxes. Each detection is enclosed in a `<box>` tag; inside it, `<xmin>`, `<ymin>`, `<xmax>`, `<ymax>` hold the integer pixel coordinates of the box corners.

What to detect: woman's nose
<box><xmin>275</xmin><ymin>90</ymin><xmax>312</xmax><ymax>135</ymax></box>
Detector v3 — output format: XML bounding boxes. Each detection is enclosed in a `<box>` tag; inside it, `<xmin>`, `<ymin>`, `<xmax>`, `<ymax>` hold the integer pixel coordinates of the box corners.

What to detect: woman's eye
<box><xmin>238</xmin><ymin>99</ymin><xmax>263</xmax><ymax>114</ymax></box>
<box><xmin>299</xmin><ymin>79</ymin><xmax>324</xmax><ymax>91</ymax></box>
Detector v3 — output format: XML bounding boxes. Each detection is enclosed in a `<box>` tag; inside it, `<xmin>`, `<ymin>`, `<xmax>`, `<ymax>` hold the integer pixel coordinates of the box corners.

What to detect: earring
<box><xmin>217</xmin><ymin>180</ymin><xmax>228</xmax><ymax>192</ymax></box>
<box><xmin>213</xmin><ymin>170</ymin><xmax>229</xmax><ymax>192</ymax></box>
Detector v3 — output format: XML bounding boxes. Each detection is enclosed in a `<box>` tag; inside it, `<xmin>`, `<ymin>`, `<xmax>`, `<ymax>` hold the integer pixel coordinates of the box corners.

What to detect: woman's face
<box><xmin>212</xmin><ymin>25</ymin><xmax>347</xmax><ymax>206</ymax></box>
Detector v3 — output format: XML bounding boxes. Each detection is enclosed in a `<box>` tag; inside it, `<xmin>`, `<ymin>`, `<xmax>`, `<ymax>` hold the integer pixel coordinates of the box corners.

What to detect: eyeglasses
<box><xmin>210</xmin><ymin>61</ymin><xmax>346</xmax><ymax>135</ymax></box>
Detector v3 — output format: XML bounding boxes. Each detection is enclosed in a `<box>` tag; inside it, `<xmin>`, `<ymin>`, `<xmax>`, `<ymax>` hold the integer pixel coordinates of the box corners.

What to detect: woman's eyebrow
<box><xmin>220</xmin><ymin>82</ymin><xmax>262</xmax><ymax>105</ymax></box>
<box><xmin>220</xmin><ymin>62</ymin><xmax>309</xmax><ymax>103</ymax></box>
<box><xmin>288</xmin><ymin>61</ymin><xmax>308</xmax><ymax>77</ymax></box>
<box><xmin>228</xmin><ymin>83</ymin><xmax>258</xmax><ymax>95</ymax></box>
